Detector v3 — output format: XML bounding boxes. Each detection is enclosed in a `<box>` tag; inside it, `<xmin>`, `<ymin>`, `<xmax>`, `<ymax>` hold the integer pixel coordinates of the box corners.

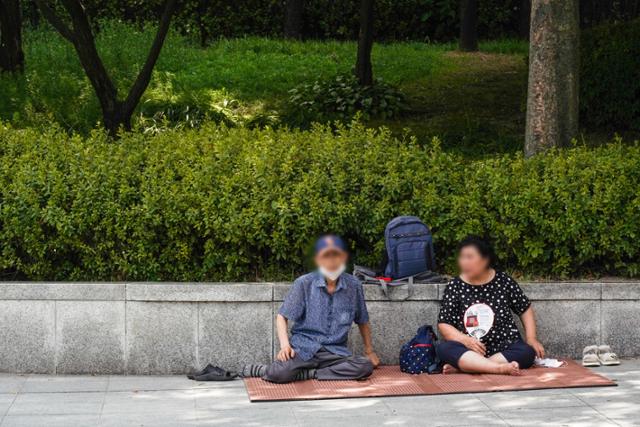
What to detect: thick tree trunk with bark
<box><xmin>36</xmin><ymin>0</ymin><xmax>177</xmax><ymax>135</ymax></box>
<box><xmin>355</xmin><ymin>0</ymin><xmax>374</xmax><ymax>86</ymax></box>
<box><xmin>284</xmin><ymin>0</ymin><xmax>304</xmax><ymax>39</ymax></box>
<box><xmin>0</xmin><ymin>0</ymin><xmax>24</xmax><ymax>73</ymax></box>
<box><xmin>459</xmin><ymin>0</ymin><xmax>478</xmax><ymax>52</ymax></box>
<box><xmin>525</xmin><ymin>0</ymin><xmax>580</xmax><ymax>157</ymax></box>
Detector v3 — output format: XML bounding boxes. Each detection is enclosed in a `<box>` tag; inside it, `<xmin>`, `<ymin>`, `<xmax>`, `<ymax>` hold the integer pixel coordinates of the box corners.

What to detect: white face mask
<box><xmin>319</xmin><ymin>264</ymin><xmax>346</xmax><ymax>281</ymax></box>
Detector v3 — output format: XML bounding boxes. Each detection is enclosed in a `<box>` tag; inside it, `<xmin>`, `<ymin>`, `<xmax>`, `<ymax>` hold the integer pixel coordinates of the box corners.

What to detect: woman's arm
<box><xmin>438</xmin><ymin>323</ymin><xmax>486</xmax><ymax>356</ymax></box>
<box><xmin>357</xmin><ymin>322</ymin><xmax>380</xmax><ymax>367</ymax></box>
<box><xmin>506</xmin><ymin>273</ymin><xmax>545</xmax><ymax>359</ymax></box>
<box><xmin>520</xmin><ymin>306</ymin><xmax>545</xmax><ymax>358</ymax></box>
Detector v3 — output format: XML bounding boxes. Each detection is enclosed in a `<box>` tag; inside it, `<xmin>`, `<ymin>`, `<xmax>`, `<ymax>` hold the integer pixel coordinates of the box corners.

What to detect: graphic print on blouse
<box><xmin>438</xmin><ymin>271</ymin><xmax>531</xmax><ymax>355</ymax></box>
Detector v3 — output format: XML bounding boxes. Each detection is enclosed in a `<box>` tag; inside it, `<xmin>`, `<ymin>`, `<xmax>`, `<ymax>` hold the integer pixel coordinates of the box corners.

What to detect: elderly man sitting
<box><xmin>242</xmin><ymin>235</ymin><xmax>380</xmax><ymax>383</ymax></box>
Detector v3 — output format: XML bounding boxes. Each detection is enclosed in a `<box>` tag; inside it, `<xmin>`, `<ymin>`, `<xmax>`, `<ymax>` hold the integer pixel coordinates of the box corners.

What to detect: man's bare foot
<box><xmin>442</xmin><ymin>364</ymin><xmax>459</xmax><ymax>375</ymax></box>
<box><xmin>496</xmin><ymin>361</ymin><xmax>521</xmax><ymax>376</ymax></box>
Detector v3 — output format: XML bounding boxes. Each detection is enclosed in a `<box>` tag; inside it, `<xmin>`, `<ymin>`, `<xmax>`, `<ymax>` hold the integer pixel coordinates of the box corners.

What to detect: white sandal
<box><xmin>582</xmin><ymin>345</ymin><xmax>600</xmax><ymax>367</ymax></box>
<box><xmin>597</xmin><ymin>345</ymin><xmax>621</xmax><ymax>366</ymax></box>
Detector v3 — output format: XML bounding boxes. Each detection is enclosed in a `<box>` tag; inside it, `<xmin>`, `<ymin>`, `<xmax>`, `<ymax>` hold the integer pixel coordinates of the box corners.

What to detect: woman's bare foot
<box><xmin>496</xmin><ymin>361</ymin><xmax>521</xmax><ymax>376</ymax></box>
<box><xmin>442</xmin><ymin>364</ymin><xmax>459</xmax><ymax>375</ymax></box>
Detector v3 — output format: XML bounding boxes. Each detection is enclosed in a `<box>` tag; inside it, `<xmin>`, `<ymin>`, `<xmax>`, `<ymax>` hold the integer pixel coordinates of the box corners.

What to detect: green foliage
<box><xmin>1</xmin><ymin>122</ymin><xmax>639</xmax><ymax>281</ymax></box>
<box><xmin>286</xmin><ymin>74</ymin><xmax>407</xmax><ymax>126</ymax></box>
<box><xmin>581</xmin><ymin>19</ymin><xmax>640</xmax><ymax>130</ymax></box>
<box><xmin>0</xmin><ymin>25</ymin><xmax>538</xmax><ymax>156</ymax></box>
<box><xmin>21</xmin><ymin>0</ymin><xmax>529</xmax><ymax>42</ymax></box>
<box><xmin>0</xmin><ymin>26</ymin><xmax>441</xmax><ymax>133</ymax></box>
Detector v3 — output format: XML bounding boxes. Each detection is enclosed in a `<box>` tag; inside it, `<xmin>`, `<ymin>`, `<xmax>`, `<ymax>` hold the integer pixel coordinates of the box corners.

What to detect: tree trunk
<box><xmin>579</xmin><ymin>0</ymin><xmax>590</xmax><ymax>27</ymax></box>
<box><xmin>102</xmin><ymin>103</ymin><xmax>131</xmax><ymax>133</ymax></box>
<box><xmin>518</xmin><ymin>0</ymin><xmax>531</xmax><ymax>39</ymax></box>
<box><xmin>196</xmin><ymin>0</ymin><xmax>209</xmax><ymax>47</ymax></box>
<box><xmin>284</xmin><ymin>0</ymin><xmax>304</xmax><ymax>39</ymax></box>
<box><xmin>0</xmin><ymin>0</ymin><xmax>24</xmax><ymax>73</ymax></box>
<box><xmin>459</xmin><ymin>0</ymin><xmax>478</xmax><ymax>52</ymax></box>
<box><xmin>355</xmin><ymin>0</ymin><xmax>374</xmax><ymax>86</ymax></box>
<box><xmin>594</xmin><ymin>0</ymin><xmax>613</xmax><ymax>23</ymax></box>
<box><xmin>525</xmin><ymin>0</ymin><xmax>580</xmax><ymax>157</ymax></box>
<box><xmin>36</xmin><ymin>0</ymin><xmax>177</xmax><ymax>136</ymax></box>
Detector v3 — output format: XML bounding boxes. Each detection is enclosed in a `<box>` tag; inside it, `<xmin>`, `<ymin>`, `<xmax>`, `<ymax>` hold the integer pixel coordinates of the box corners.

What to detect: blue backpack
<box><xmin>399</xmin><ymin>325</ymin><xmax>441</xmax><ymax>374</ymax></box>
<box><xmin>384</xmin><ymin>216</ymin><xmax>435</xmax><ymax>279</ymax></box>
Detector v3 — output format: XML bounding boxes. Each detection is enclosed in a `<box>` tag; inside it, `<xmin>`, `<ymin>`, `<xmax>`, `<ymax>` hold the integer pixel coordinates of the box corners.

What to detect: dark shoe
<box><xmin>187</xmin><ymin>363</ymin><xmax>219</xmax><ymax>380</ymax></box>
<box><xmin>188</xmin><ymin>365</ymin><xmax>238</xmax><ymax>381</ymax></box>
<box><xmin>193</xmin><ymin>368</ymin><xmax>238</xmax><ymax>381</ymax></box>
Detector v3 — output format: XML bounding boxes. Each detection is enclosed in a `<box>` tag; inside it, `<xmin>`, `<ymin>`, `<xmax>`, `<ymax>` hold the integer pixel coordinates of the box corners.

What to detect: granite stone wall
<box><xmin>0</xmin><ymin>281</ymin><xmax>637</xmax><ymax>374</ymax></box>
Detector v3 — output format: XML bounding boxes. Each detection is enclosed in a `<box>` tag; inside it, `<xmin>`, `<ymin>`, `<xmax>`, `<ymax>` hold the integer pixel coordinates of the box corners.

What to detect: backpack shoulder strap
<box><xmin>383</xmin><ymin>275</ymin><xmax>413</xmax><ymax>301</ymax></box>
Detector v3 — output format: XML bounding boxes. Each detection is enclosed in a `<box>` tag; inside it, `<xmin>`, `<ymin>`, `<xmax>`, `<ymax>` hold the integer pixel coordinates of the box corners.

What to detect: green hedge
<box><xmin>581</xmin><ymin>18</ymin><xmax>640</xmax><ymax>130</ymax></box>
<box><xmin>1</xmin><ymin>122</ymin><xmax>639</xmax><ymax>281</ymax></box>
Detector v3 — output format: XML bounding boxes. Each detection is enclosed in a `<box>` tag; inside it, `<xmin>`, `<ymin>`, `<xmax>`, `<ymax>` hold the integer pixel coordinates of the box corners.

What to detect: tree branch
<box><xmin>34</xmin><ymin>0</ymin><xmax>74</xmax><ymax>42</ymax></box>
<box><xmin>122</xmin><ymin>0</ymin><xmax>178</xmax><ymax>116</ymax></box>
<box><xmin>58</xmin><ymin>0</ymin><xmax>119</xmax><ymax>114</ymax></box>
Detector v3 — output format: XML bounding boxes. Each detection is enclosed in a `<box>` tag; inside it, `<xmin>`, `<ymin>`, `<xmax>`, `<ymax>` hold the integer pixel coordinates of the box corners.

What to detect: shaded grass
<box><xmin>4</xmin><ymin>23</ymin><xmax>629</xmax><ymax>157</ymax></box>
<box><xmin>0</xmin><ymin>23</ymin><xmax>446</xmax><ymax>132</ymax></box>
<box><xmin>382</xmin><ymin>49</ymin><xmax>530</xmax><ymax>156</ymax></box>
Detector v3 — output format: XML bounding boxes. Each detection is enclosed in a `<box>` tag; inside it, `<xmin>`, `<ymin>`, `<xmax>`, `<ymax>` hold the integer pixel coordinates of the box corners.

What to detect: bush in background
<box><xmin>286</xmin><ymin>74</ymin><xmax>407</xmax><ymax>127</ymax></box>
<box><xmin>1</xmin><ymin>122</ymin><xmax>639</xmax><ymax>281</ymax></box>
<box><xmin>581</xmin><ymin>18</ymin><xmax>640</xmax><ymax>130</ymax></box>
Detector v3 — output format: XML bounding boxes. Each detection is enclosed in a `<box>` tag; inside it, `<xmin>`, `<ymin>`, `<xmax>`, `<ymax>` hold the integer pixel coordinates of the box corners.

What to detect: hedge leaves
<box><xmin>1</xmin><ymin>123</ymin><xmax>639</xmax><ymax>280</ymax></box>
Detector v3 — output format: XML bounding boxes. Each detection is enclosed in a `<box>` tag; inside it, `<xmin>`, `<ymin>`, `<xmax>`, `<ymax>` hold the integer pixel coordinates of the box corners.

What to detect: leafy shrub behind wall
<box><xmin>0</xmin><ymin>122</ymin><xmax>639</xmax><ymax>281</ymax></box>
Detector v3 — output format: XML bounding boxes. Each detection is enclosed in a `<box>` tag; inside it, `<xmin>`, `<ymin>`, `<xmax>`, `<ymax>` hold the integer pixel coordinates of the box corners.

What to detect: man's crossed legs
<box><xmin>244</xmin><ymin>348</ymin><xmax>374</xmax><ymax>383</ymax></box>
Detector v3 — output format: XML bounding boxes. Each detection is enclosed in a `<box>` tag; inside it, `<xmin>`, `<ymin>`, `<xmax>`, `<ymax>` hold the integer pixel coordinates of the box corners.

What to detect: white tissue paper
<box><xmin>534</xmin><ymin>357</ymin><xmax>565</xmax><ymax>368</ymax></box>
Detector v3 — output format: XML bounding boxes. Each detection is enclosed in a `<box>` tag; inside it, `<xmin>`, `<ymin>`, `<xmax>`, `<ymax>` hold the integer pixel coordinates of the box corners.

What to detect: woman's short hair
<box><xmin>457</xmin><ymin>235</ymin><xmax>498</xmax><ymax>268</ymax></box>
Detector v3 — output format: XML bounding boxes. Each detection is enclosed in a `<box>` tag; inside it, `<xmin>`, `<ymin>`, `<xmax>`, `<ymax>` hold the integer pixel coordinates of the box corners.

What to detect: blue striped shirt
<box><xmin>279</xmin><ymin>272</ymin><xmax>369</xmax><ymax>361</ymax></box>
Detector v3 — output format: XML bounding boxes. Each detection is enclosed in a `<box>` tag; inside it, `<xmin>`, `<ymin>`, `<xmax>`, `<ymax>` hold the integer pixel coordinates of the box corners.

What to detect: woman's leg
<box><xmin>436</xmin><ymin>341</ymin><xmax>467</xmax><ymax>374</ymax></box>
<box><xmin>438</xmin><ymin>340</ymin><xmax>520</xmax><ymax>375</ymax></box>
<box><xmin>458</xmin><ymin>351</ymin><xmax>520</xmax><ymax>375</ymax></box>
<box><xmin>488</xmin><ymin>352</ymin><xmax>510</xmax><ymax>363</ymax></box>
<box><xmin>437</xmin><ymin>340</ymin><xmax>520</xmax><ymax>375</ymax></box>
<box><xmin>493</xmin><ymin>340</ymin><xmax>536</xmax><ymax>369</ymax></box>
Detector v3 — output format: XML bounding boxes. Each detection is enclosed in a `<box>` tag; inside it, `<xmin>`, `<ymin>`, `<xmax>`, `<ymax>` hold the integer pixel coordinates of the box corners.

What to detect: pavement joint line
<box><xmin>98</xmin><ymin>377</ymin><xmax>109</xmax><ymax>423</ymax></box>
<box><xmin>14</xmin><ymin>390</ymin><xmax>106</xmax><ymax>395</ymax></box>
<box><xmin>0</xmin><ymin>393</ymin><xmax>18</xmax><ymax>426</ymax></box>
<box><xmin>486</xmin><ymin>405</ymin><xmax>509</xmax><ymax>426</ymax></box>
<box><xmin>0</xmin><ymin>374</ymin><xmax>24</xmax><ymax>427</ymax></box>
<box><xmin>572</xmin><ymin>392</ymin><xmax>624</xmax><ymax>427</ymax></box>
<box><xmin>476</xmin><ymin>395</ymin><xmax>494</xmax><ymax>411</ymax></box>
<box><xmin>591</xmin><ymin>407</ymin><xmax>625</xmax><ymax>427</ymax></box>
<box><xmin>15</xmin><ymin>384</ymin><xmax>234</xmax><ymax>395</ymax></box>
<box><xmin>192</xmin><ymin>380</ymin><xmax>198</xmax><ymax>426</ymax></box>
<box><xmin>380</xmin><ymin>398</ymin><xmax>396</xmax><ymax>417</ymax></box>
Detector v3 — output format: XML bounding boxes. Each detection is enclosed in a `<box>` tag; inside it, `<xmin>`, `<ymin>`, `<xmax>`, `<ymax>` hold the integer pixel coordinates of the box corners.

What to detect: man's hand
<box><xmin>462</xmin><ymin>336</ymin><xmax>487</xmax><ymax>356</ymax></box>
<box><xmin>527</xmin><ymin>337</ymin><xmax>545</xmax><ymax>358</ymax></box>
<box><xmin>277</xmin><ymin>345</ymin><xmax>296</xmax><ymax>362</ymax></box>
<box><xmin>365</xmin><ymin>350</ymin><xmax>381</xmax><ymax>368</ymax></box>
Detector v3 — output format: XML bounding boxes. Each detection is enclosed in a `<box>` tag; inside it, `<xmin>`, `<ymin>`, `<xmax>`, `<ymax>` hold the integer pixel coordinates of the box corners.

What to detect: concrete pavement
<box><xmin>0</xmin><ymin>360</ymin><xmax>638</xmax><ymax>426</ymax></box>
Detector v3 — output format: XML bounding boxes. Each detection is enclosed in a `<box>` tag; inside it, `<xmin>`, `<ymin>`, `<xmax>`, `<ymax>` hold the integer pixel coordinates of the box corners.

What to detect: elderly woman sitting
<box><xmin>437</xmin><ymin>236</ymin><xmax>545</xmax><ymax>375</ymax></box>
